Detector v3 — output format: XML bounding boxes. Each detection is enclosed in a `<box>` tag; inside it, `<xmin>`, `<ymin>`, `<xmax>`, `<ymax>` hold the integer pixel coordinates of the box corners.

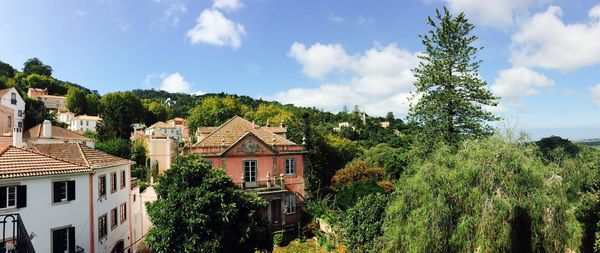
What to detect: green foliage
<box><xmin>409</xmin><ymin>8</ymin><xmax>499</xmax><ymax>148</ymax></box>
<box><xmin>332</xmin><ymin>160</ymin><xmax>392</xmax><ymax>210</ymax></box>
<box><xmin>23</xmin><ymin>58</ymin><xmax>52</xmax><ymax>76</ymax></box>
<box><xmin>96</xmin><ymin>139</ymin><xmax>131</xmax><ymax>159</ymax></box>
<box><xmin>244</xmin><ymin>103</ymin><xmax>293</xmax><ymax>126</ymax></box>
<box><xmin>363</xmin><ymin>143</ymin><xmax>408</xmax><ymax>180</ymax></box>
<box><xmin>23</xmin><ymin>73</ymin><xmax>66</xmax><ymax>95</ymax></box>
<box><xmin>147</xmin><ymin>101</ymin><xmax>169</xmax><ymax>123</ymax></box>
<box><xmin>23</xmin><ymin>97</ymin><xmax>56</xmax><ymax>129</ymax></box>
<box><xmin>273</xmin><ymin>233</ymin><xmax>283</xmax><ymax>246</ymax></box>
<box><xmin>130</xmin><ymin>138</ymin><xmax>147</xmax><ymax>168</ymax></box>
<box><xmin>66</xmin><ymin>88</ymin><xmax>88</xmax><ymax>115</ymax></box>
<box><xmin>85</xmin><ymin>93</ymin><xmax>100</xmax><ymax>116</ymax></box>
<box><xmin>382</xmin><ymin>136</ymin><xmax>583</xmax><ymax>252</ymax></box>
<box><xmin>340</xmin><ymin>193</ymin><xmax>387</xmax><ymax>253</ymax></box>
<box><xmin>536</xmin><ymin>135</ymin><xmax>581</xmax><ymax>162</ymax></box>
<box><xmin>97</xmin><ymin>92</ymin><xmax>145</xmax><ymax>140</ymax></box>
<box><xmin>0</xmin><ymin>61</ymin><xmax>15</xmax><ymax>78</ymax></box>
<box><xmin>187</xmin><ymin>96</ymin><xmax>250</xmax><ymax>132</ymax></box>
<box><xmin>145</xmin><ymin>155</ymin><xmax>270</xmax><ymax>253</ymax></box>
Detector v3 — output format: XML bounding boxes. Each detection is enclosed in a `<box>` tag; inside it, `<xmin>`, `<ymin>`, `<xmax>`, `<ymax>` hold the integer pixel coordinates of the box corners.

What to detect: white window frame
<box><xmin>285</xmin><ymin>194</ymin><xmax>296</xmax><ymax>215</ymax></box>
<box><xmin>285</xmin><ymin>158</ymin><xmax>296</xmax><ymax>175</ymax></box>
<box><xmin>4</xmin><ymin>186</ymin><xmax>17</xmax><ymax>209</ymax></box>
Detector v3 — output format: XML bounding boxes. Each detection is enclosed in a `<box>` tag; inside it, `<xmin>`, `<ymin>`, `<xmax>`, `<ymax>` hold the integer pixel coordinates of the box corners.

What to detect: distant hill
<box><xmin>574</xmin><ymin>138</ymin><xmax>600</xmax><ymax>148</ymax></box>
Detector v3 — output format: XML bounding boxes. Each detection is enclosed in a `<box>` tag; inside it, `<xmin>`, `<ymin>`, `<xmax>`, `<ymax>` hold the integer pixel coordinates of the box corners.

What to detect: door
<box><xmin>244</xmin><ymin>160</ymin><xmax>257</xmax><ymax>187</ymax></box>
<box><xmin>271</xmin><ymin>199</ymin><xmax>281</xmax><ymax>225</ymax></box>
<box><xmin>111</xmin><ymin>240</ymin><xmax>124</xmax><ymax>253</ymax></box>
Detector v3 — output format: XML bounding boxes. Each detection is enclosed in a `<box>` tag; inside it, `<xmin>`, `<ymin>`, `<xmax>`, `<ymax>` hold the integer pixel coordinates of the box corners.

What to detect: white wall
<box><xmin>129</xmin><ymin>185</ymin><xmax>143</xmax><ymax>251</ymax></box>
<box><xmin>0</xmin><ymin>88</ymin><xmax>25</xmax><ymax>129</ymax></box>
<box><xmin>92</xmin><ymin>164</ymin><xmax>132</xmax><ymax>253</ymax></box>
<box><xmin>70</xmin><ymin>119</ymin><xmax>99</xmax><ymax>133</ymax></box>
<box><xmin>0</xmin><ymin>173</ymin><xmax>91</xmax><ymax>252</ymax></box>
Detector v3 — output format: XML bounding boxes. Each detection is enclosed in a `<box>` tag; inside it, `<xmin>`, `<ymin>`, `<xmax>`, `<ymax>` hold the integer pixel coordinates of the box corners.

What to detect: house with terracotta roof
<box><xmin>189</xmin><ymin>116</ymin><xmax>307</xmax><ymax>231</ymax></box>
<box><xmin>0</xmin><ymin>144</ymin><xmax>92</xmax><ymax>253</ymax></box>
<box><xmin>24</xmin><ymin>120</ymin><xmax>95</xmax><ymax>148</ymax></box>
<box><xmin>27</xmin><ymin>142</ymin><xmax>136</xmax><ymax>253</ymax></box>
<box><xmin>68</xmin><ymin>114</ymin><xmax>102</xmax><ymax>133</ymax></box>
<box><xmin>144</xmin><ymin>121</ymin><xmax>182</xmax><ymax>142</ymax></box>
<box><xmin>166</xmin><ymin>117</ymin><xmax>190</xmax><ymax>142</ymax></box>
<box><xmin>0</xmin><ymin>87</ymin><xmax>25</xmax><ymax>132</ymax></box>
<box><xmin>27</xmin><ymin>88</ymin><xmax>66</xmax><ymax>111</ymax></box>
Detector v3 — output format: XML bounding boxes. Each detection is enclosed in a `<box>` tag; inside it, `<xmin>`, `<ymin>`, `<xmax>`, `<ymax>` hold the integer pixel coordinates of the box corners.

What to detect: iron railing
<box><xmin>0</xmin><ymin>213</ymin><xmax>35</xmax><ymax>253</ymax></box>
<box><xmin>240</xmin><ymin>176</ymin><xmax>285</xmax><ymax>191</ymax></box>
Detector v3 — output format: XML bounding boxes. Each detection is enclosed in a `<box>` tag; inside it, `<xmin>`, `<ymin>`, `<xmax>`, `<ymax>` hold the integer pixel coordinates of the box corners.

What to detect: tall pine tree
<box><xmin>410</xmin><ymin>8</ymin><xmax>499</xmax><ymax>147</ymax></box>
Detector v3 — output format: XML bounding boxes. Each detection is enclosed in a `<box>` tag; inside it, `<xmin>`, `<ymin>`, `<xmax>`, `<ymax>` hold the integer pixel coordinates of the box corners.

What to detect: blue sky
<box><xmin>1</xmin><ymin>0</ymin><xmax>600</xmax><ymax>139</ymax></box>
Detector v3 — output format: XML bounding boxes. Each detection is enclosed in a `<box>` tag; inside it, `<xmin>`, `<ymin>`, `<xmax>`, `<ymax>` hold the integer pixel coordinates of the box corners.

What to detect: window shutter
<box><xmin>53</xmin><ymin>182</ymin><xmax>62</xmax><ymax>203</ymax></box>
<box><xmin>52</xmin><ymin>229</ymin><xmax>64</xmax><ymax>252</ymax></box>
<box><xmin>17</xmin><ymin>185</ymin><xmax>26</xmax><ymax>208</ymax></box>
<box><xmin>68</xmin><ymin>227</ymin><xmax>75</xmax><ymax>253</ymax></box>
<box><xmin>0</xmin><ymin>187</ymin><xmax>6</xmax><ymax>208</ymax></box>
<box><xmin>67</xmin><ymin>181</ymin><xmax>76</xmax><ymax>201</ymax></box>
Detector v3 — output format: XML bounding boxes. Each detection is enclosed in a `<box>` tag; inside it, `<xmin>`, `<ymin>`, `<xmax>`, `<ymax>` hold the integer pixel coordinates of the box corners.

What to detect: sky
<box><xmin>1</xmin><ymin>0</ymin><xmax>600</xmax><ymax>140</ymax></box>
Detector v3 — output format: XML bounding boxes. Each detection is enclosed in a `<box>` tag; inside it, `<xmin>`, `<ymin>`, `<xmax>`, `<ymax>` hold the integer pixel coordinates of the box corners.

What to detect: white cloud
<box><xmin>591</xmin><ymin>83</ymin><xmax>600</xmax><ymax>107</ymax></box>
<box><xmin>213</xmin><ymin>0</ymin><xmax>243</xmax><ymax>11</ymax></box>
<box><xmin>491</xmin><ymin>67</ymin><xmax>554</xmax><ymax>99</ymax></box>
<box><xmin>186</xmin><ymin>9</ymin><xmax>245</xmax><ymax>48</ymax></box>
<box><xmin>160</xmin><ymin>73</ymin><xmax>192</xmax><ymax>93</ymax></box>
<box><xmin>328</xmin><ymin>12</ymin><xmax>344</xmax><ymax>23</ymax></box>
<box><xmin>276</xmin><ymin>43</ymin><xmax>420</xmax><ymax>117</ymax></box>
<box><xmin>161</xmin><ymin>2</ymin><xmax>187</xmax><ymax>27</ymax></box>
<box><xmin>443</xmin><ymin>0</ymin><xmax>541</xmax><ymax>28</ymax></box>
<box><xmin>510</xmin><ymin>5</ymin><xmax>600</xmax><ymax>71</ymax></box>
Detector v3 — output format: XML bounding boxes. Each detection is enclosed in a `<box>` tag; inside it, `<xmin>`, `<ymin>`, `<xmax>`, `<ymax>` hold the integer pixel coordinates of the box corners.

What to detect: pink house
<box><xmin>189</xmin><ymin>116</ymin><xmax>306</xmax><ymax>231</ymax></box>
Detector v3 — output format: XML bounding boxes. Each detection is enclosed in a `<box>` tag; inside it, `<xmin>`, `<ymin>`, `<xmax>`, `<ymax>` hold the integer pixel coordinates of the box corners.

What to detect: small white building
<box><xmin>57</xmin><ymin>111</ymin><xmax>75</xmax><ymax>125</ymax></box>
<box><xmin>69</xmin><ymin>115</ymin><xmax>102</xmax><ymax>133</ymax></box>
<box><xmin>0</xmin><ymin>87</ymin><xmax>25</xmax><ymax>130</ymax></box>
<box><xmin>0</xmin><ymin>145</ymin><xmax>92</xmax><ymax>253</ymax></box>
<box><xmin>145</xmin><ymin>121</ymin><xmax>182</xmax><ymax>142</ymax></box>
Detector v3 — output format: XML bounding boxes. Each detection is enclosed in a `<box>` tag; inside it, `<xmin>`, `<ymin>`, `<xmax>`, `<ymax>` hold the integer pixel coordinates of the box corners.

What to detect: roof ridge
<box><xmin>76</xmin><ymin>143</ymin><xmax>91</xmax><ymax>167</ymax></box>
<box><xmin>193</xmin><ymin>115</ymin><xmax>246</xmax><ymax>147</ymax></box>
<box><xmin>0</xmin><ymin>145</ymin><xmax>11</xmax><ymax>156</ymax></box>
<box><xmin>16</xmin><ymin>144</ymin><xmax>90</xmax><ymax>168</ymax></box>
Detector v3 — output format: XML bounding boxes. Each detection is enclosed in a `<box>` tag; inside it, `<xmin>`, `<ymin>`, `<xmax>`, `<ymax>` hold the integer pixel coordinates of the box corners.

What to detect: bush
<box><xmin>273</xmin><ymin>233</ymin><xmax>283</xmax><ymax>246</ymax></box>
<box><xmin>96</xmin><ymin>138</ymin><xmax>131</xmax><ymax>159</ymax></box>
<box><xmin>340</xmin><ymin>193</ymin><xmax>387</xmax><ymax>253</ymax></box>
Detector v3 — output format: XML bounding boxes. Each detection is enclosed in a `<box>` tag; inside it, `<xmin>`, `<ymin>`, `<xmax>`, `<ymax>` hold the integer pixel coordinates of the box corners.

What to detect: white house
<box><xmin>68</xmin><ymin>115</ymin><xmax>102</xmax><ymax>133</ymax></box>
<box><xmin>0</xmin><ymin>145</ymin><xmax>92</xmax><ymax>253</ymax></box>
<box><xmin>57</xmin><ymin>111</ymin><xmax>75</xmax><ymax>125</ymax></box>
<box><xmin>0</xmin><ymin>87</ymin><xmax>25</xmax><ymax>130</ymax></box>
<box><xmin>145</xmin><ymin>121</ymin><xmax>182</xmax><ymax>142</ymax></box>
<box><xmin>28</xmin><ymin>143</ymin><xmax>135</xmax><ymax>253</ymax></box>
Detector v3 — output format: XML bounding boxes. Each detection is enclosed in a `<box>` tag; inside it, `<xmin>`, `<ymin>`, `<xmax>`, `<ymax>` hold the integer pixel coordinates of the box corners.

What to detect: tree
<box><xmin>331</xmin><ymin>160</ymin><xmax>392</xmax><ymax>210</ymax></box>
<box><xmin>22</xmin><ymin>74</ymin><xmax>65</xmax><ymax>94</ymax></box>
<box><xmin>536</xmin><ymin>135</ymin><xmax>581</xmax><ymax>162</ymax></box>
<box><xmin>0</xmin><ymin>61</ymin><xmax>16</xmax><ymax>78</ymax></box>
<box><xmin>340</xmin><ymin>193</ymin><xmax>388</xmax><ymax>253</ymax></box>
<box><xmin>363</xmin><ymin>143</ymin><xmax>408</xmax><ymax>180</ymax></box>
<box><xmin>147</xmin><ymin>101</ymin><xmax>169</xmax><ymax>122</ymax></box>
<box><xmin>382</xmin><ymin>136</ymin><xmax>583</xmax><ymax>252</ymax></box>
<box><xmin>23</xmin><ymin>97</ymin><xmax>56</xmax><ymax>129</ymax></box>
<box><xmin>96</xmin><ymin>139</ymin><xmax>131</xmax><ymax>159</ymax></box>
<box><xmin>188</xmin><ymin>96</ymin><xmax>250</xmax><ymax>132</ymax></box>
<box><xmin>66</xmin><ymin>88</ymin><xmax>88</xmax><ymax>115</ymax></box>
<box><xmin>409</xmin><ymin>8</ymin><xmax>499</xmax><ymax>147</ymax></box>
<box><xmin>145</xmin><ymin>155</ymin><xmax>270</xmax><ymax>252</ymax></box>
<box><xmin>130</xmin><ymin>138</ymin><xmax>147</xmax><ymax>168</ymax></box>
<box><xmin>23</xmin><ymin>58</ymin><xmax>52</xmax><ymax>76</ymax></box>
<box><xmin>97</xmin><ymin>92</ymin><xmax>145</xmax><ymax>140</ymax></box>
<box><xmin>85</xmin><ymin>93</ymin><xmax>100</xmax><ymax>116</ymax></box>
<box><xmin>244</xmin><ymin>103</ymin><xmax>293</xmax><ymax>126</ymax></box>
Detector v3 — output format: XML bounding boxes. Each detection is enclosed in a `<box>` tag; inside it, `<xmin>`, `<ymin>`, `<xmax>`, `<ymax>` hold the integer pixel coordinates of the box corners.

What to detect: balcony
<box><xmin>240</xmin><ymin>174</ymin><xmax>288</xmax><ymax>195</ymax></box>
<box><xmin>0</xmin><ymin>213</ymin><xmax>35</xmax><ymax>253</ymax></box>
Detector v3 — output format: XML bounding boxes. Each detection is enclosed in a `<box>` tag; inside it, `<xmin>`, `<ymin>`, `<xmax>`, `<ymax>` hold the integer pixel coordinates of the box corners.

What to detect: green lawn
<box><xmin>273</xmin><ymin>238</ymin><xmax>332</xmax><ymax>253</ymax></box>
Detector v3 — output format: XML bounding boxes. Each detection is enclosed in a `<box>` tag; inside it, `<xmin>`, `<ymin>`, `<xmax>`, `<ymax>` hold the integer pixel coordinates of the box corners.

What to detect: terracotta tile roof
<box><xmin>24</xmin><ymin>123</ymin><xmax>93</xmax><ymax>142</ymax></box>
<box><xmin>194</xmin><ymin>116</ymin><xmax>296</xmax><ymax>148</ymax></box>
<box><xmin>261</xmin><ymin>126</ymin><xmax>287</xmax><ymax>134</ymax></box>
<box><xmin>73</xmin><ymin>115</ymin><xmax>101</xmax><ymax>121</ymax></box>
<box><xmin>197</xmin><ymin>127</ymin><xmax>218</xmax><ymax>133</ymax></box>
<box><xmin>0</xmin><ymin>145</ymin><xmax>91</xmax><ymax>179</ymax></box>
<box><xmin>28</xmin><ymin>143</ymin><xmax>134</xmax><ymax>169</ymax></box>
<box><xmin>0</xmin><ymin>136</ymin><xmax>11</xmax><ymax>146</ymax></box>
<box><xmin>148</xmin><ymin>121</ymin><xmax>175</xmax><ymax>129</ymax></box>
<box><xmin>0</xmin><ymin>88</ymin><xmax>13</xmax><ymax>97</ymax></box>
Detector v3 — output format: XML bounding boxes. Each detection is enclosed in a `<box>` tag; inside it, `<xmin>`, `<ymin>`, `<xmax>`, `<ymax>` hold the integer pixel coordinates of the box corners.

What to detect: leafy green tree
<box><xmin>85</xmin><ymin>93</ymin><xmax>100</xmax><ymax>116</ymax></box>
<box><xmin>22</xmin><ymin>74</ymin><xmax>65</xmax><ymax>94</ymax></box>
<box><xmin>23</xmin><ymin>58</ymin><xmax>52</xmax><ymax>76</ymax></box>
<box><xmin>0</xmin><ymin>61</ymin><xmax>16</xmax><ymax>78</ymax></box>
<box><xmin>130</xmin><ymin>138</ymin><xmax>147</xmax><ymax>168</ymax></box>
<box><xmin>340</xmin><ymin>193</ymin><xmax>388</xmax><ymax>253</ymax></box>
<box><xmin>96</xmin><ymin>138</ymin><xmax>131</xmax><ymax>159</ymax></box>
<box><xmin>146</xmin><ymin>155</ymin><xmax>270</xmax><ymax>252</ymax></box>
<box><xmin>187</xmin><ymin>96</ymin><xmax>250</xmax><ymax>132</ymax></box>
<box><xmin>363</xmin><ymin>143</ymin><xmax>408</xmax><ymax>180</ymax></box>
<box><xmin>409</xmin><ymin>8</ymin><xmax>499</xmax><ymax>147</ymax></box>
<box><xmin>244</xmin><ymin>103</ymin><xmax>293</xmax><ymax>126</ymax></box>
<box><xmin>332</xmin><ymin>160</ymin><xmax>392</xmax><ymax>210</ymax></box>
<box><xmin>97</xmin><ymin>92</ymin><xmax>145</xmax><ymax>140</ymax></box>
<box><xmin>23</xmin><ymin>97</ymin><xmax>56</xmax><ymax>129</ymax></box>
<box><xmin>147</xmin><ymin>101</ymin><xmax>169</xmax><ymax>122</ymax></box>
<box><xmin>65</xmin><ymin>88</ymin><xmax>88</xmax><ymax>115</ymax></box>
<box><xmin>383</xmin><ymin>136</ymin><xmax>582</xmax><ymax>252</ymax></box>
<box><xmin>536</xmin><ymin>135</ymin><xmax>581</xmax><ymax>162</ymax></box>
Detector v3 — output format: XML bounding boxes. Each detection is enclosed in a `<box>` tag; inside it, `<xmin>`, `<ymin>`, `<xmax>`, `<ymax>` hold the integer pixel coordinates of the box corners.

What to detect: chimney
<box><xmin>12</xmin><ymin>127</ymin><xmax>23</xmax><ymax>148</ymax></box>
<box><xmin>42</xmin><ymin>120</ymin><xmax>52</xmax><ymax>138</ymax></box>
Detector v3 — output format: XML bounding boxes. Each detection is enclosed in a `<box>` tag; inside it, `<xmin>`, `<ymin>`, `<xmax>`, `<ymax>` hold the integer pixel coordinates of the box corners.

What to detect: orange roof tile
<box><xmin>24</xmin><ymin>123</ymin><xmax>93</xmax><ymax>142</ymax></box>
<box><xmin>194</xmin><ymin>116</ymin><xmax>296</xmax><ymax>148</ymax></box>
<box><xmin>28</xmin><ymin>143</ymin><xmax>134</xmax><ymax>169</ymax></box>
<box><xmin>0</xmin><ymin>145</ymin><xmax>91</xmax><ymax>179</ymax></box>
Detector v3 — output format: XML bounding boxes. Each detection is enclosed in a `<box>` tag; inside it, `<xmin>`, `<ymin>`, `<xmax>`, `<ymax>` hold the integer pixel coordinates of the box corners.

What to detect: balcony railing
<box><xmin>0</xmin><ymin>213</ymin><xmax>35</xmax><ymax>253</ymax></box>
<box><xmin>240</xmin><ymin>174</ymin><xmax>286</xmax><ymax>193</ymax></box>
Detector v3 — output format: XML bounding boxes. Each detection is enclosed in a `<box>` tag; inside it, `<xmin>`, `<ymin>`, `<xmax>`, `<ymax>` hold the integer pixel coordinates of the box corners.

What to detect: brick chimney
<box><xmin>42</xmin><ymin>120</ymin><xmax>52</xmax><ymax>138</ymax></box>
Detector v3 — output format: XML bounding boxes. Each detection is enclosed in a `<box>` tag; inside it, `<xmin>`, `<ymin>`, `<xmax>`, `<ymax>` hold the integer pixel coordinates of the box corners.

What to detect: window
<box><xmin>285</xmin><ymin>158</ymin><xmax>296</xmax><ymax>175</ymax></box>
<box><xmin>99</xmin><ymin>175</ymin><xmax>106</xmax><ymax>197</ymax></box>
<box><xmin>17</xmin><ymin>122</ymin><xmax>22</xmax><ymax>129</ymax></box>
<box><xmin>52</xmin><ymin>226</ymin><xmax>74</xmax><ymax>253</ymax></box>
<box><xmin>7</xmin><ymin>116</ymin><xmax>11</xmax><ymax>129</ymax></box>
<box><xmin>80</xmin><ymin>120</ymin><xmax>83</xmax><ymax>126</ymax></box>
<box><xmin>53</xmin><ymin>181</ymin><xmax>75</xmax><ymax>203</ymax></box>
<box><xmin>284</xmin><ymin>194</ymin><xmax>297</xmax><ymax>214</ymax></box>
<box><xmin>18</xmin><ymin>110</ymin><xmax>22</xmax><ymax>117</ymax></box>
<box><xmin>110</xmin><ymin>172</ymin><xmax>117</xmax><ymax>193</ymax></box>
<box><xmin>133</xmin><ymin>194</ymin><xmax>136</xmax><ymax>202</ymax></box>
<box><xmin>110</xmin><ymin>208</ymin><xmax>118</xmax><ymax>230</ymax></box>
<box><xmin>86</xmin><ymin>121</ymin><xmax>89</xmax><ymax>126</ymax></box>
<box><xmin>0</xmin><ymin>185</ymin><xmax>26</xmax><ymax>209</ymax></box>
<box><xmin>243</xmin><ymin>160</ymin><xmax>257</xmax><ymax>183</ymax></box>
<box><xmin>120</xmin><ymin>171</ymin><xmax>126</xmax><ymax>189</ymax></box>
<box><xmin>10</xmin><ymin>93</ymin><xmax>16</xmax><ymax>104</ymax></box>
<box><xmin>98</xmin><ymin>214</ymin><xmax>107</xmax><ymax>239</ymax></box>
<box><xmin>120</xmin><ymin>203</ymin><xmax>127</xmax><ymax>223</ymax></box>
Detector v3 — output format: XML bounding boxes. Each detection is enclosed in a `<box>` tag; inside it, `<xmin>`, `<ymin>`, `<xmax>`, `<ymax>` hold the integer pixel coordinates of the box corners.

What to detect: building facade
<box><xmin>145</xmin><ymin>121</ymin><xmax>182</xmax><ymax>142</ymax></box>
<box><xmin>0</xmin><ymin>87</ymin><xmax>25</xmax><ymax>131</ymax></box>
<box><xmin>189</xmin><ymin>116</ymin><xmax>306</xmax><ymax>231</ymax></box>
<box><xmin>68</xmin><ymin>115</ymin><xmax>102</xmax><ymax>133</ymax></box>
<box><xmin>27</xmin><ymin>88</ymin><xmax>66</xmax><ymax>111</ymax></box>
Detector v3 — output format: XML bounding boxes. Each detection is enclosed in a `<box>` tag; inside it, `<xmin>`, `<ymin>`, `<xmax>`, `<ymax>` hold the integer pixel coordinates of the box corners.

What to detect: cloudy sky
<box><xmin>1</xmin><ymin>0</ymin><xmax>600</xmax><ymax>139</ymax></box>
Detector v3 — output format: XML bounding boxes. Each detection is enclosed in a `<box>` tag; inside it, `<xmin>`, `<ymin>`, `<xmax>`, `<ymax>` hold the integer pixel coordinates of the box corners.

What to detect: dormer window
<box><xmin>10</xmin><ymin>93</ymin><xmax>16</xmax><ymax>105</ymax></box>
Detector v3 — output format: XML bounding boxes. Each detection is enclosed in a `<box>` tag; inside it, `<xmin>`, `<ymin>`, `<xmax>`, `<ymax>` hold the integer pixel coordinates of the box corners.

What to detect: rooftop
<box><xmin>24</xmin><ymin>123</ymin><xmax>93</xmax><ymax>142</ymax></box>
<box><xmin>0</xmin><ymin>145</ymin><xmax>91</xmax><ymax>179</ymax></box>
<box><xmin>194</xmin><ymin>116</ymin><xmax>296</xmax><ymax>148</ymax></box>
<box><xmin>28</xmin><ymin>143</ymin><xmax>134</xmax><ymax>169</ymax></box>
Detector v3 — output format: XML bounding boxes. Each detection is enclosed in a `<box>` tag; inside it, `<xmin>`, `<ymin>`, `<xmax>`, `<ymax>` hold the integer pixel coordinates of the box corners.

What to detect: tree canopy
<box><xmin>97</xmin><ymin>92</ymin><xmax>145</xmax><ymax>140</ymax></box>
<box><xmin>23</xmin><ymin>58</ymin><xmax>53</xmax><ymax>76</ymax></box>
<box><xmin>145</xmin><ymin>155</ymin><xmax>270</xmax><ymax>252</ymax></box>
<box><xmin>66</xmin><ymin>88</ymin><xmax>88</xmax><ymax>115</ymax></box>
<box><xmin>409</xmin><ymin>8</ymin><xmax>499</xmax><ymax>147</ymax></box>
